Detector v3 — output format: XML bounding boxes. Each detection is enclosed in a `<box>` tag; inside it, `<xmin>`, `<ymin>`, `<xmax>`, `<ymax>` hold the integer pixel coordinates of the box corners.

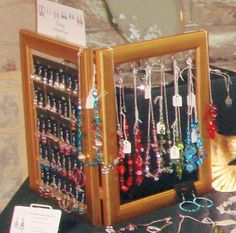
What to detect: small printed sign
<box><xmin>10</xmin><ymin>204</ymin><xmax>61</xmax><ymax>233</ymax></box>
<box><xmin>37</xmin><ymin>0</ymin><xmax>86</xmax><ymax>46</ymax></box>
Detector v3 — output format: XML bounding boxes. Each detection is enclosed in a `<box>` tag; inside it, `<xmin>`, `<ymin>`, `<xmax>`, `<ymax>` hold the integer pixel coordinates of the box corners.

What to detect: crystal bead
<box><xmin>121</xmin><ymin>185</ymin><xmax>129</xmax><ymax>192</ymax></box>
<box><xmin>101</xmin><ymin>166</ymin><xmax>109</xmax><ymax>174</ymax></box>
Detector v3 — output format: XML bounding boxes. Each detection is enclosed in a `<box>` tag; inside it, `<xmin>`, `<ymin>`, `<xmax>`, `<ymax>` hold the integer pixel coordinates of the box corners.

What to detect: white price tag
<box><xmin>156</xmin><ymin>122</ymin><xmax>166</xmax><ymax>135</ymax></box>
<box><xmin>144</xmin><ymin>85</ymin><xmax>151</xmax><ymax>99</ymax></box>
<box><xmin>187</xmin><ymin>93</ymin><xmax>196</xmax><ymax>107</ymax></box>
<box><xmin>85</xmin><ymin>93</ymin><xmax>95</xmax><ymax>109</ymax></box>
<box><xmin>123</xmin><ymin>140</ymin><xmax>132</xmax><ymax>154</ymax></box>
<box><xmin>170</xmin><ymin>145</ymin><xmax>180</xmax><ymax>159</ymax></box>
<box><xmin>10</xmin><ymin>204</ymin><xmax>61</xmax><ymax>233</ymax></box>
<box><xmin>172</xmin><ymin>94</ymin><xmax>182</xmax><ymax>107</ymax></box>
<box><xmin>191</xmin><ymin>129</ymin><xmax>198</xmax><ymax>143</ymax></box>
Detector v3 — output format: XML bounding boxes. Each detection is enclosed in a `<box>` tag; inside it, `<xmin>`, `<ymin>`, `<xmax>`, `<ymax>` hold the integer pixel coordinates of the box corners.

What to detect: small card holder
<box><xmin>174</xmin><ymin>181</ymin><xmax>196</xmax><ymax>202</ymax></box>
<box><xmin>10</xmin><ymin>204</ymin><xmax>62</xmax><ymax>233</ymax></box>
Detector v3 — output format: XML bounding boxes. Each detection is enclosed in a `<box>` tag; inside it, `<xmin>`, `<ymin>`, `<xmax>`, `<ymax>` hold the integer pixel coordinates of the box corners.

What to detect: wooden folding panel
<box><xmin>19</xmin><ymin>29</ymin><xmax>102</xmax><ymax>225</ymax></box>
<box><xmin>95</xmin><ymin>30</ymin><xmax>212</xmax><ymax>225</ymax></box>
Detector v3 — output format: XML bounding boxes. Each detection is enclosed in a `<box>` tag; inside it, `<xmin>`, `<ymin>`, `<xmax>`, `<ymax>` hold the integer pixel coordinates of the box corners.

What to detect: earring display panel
<box><xmin>32</xmin><ymin>54</ymin><xmax>87</xmax><ymax>214</ymax></box>
<box><xmin>20</xmin><ymin>30</ymin><xmax>102</xmax><ymax>226</ymax></box>
<box><xmin>95</xmin><ymin>30</ymin><xmax>212</xmax><ymax>225</ymax></box>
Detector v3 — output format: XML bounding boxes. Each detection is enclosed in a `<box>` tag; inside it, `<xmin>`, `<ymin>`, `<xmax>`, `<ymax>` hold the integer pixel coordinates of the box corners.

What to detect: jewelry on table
<box><xmin>179</xmin><ymin>191</ymin><xmax>213</xmax><ymax>212</ymax></box>
<box><xmin>192</xmin><ymin>191</ymin><xmax>213</xmax><ymax>208</ymax></box>
<box><xmin>105</xmin><ymin>217</ymin><xmax>173</xmax><ymax>233</ymax></box>
<box><xmin>177</xmin><ymin>214</ymin><xmax>225</xmax><ymax>233</ymax></box>
<box><xmin>136</xmin><ymin>217</ymin><xmax>172</xmax><ymax>232</ymax></box>
<box><xmin>217</xmin><ymin>196</ymin><xmax>236</xmax><ymax>216</ymax></box>
<box><xmin>179</xmin><ymin>193</ymin><xmax>200</xmax><ymax>213</ymax></box>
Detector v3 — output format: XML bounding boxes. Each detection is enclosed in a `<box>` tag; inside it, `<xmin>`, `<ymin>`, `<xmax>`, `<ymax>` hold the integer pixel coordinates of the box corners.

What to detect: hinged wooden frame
<box><xmin>95</xmin><ymin>30</ymin><xmax>212</xmax><ymax>225</ymax></box>
<box><xmin>19</xmin><ymin>29</ymin><xmax>102</xmax><ymax>225</ymax></box>
<box><xmin>20</xmin><ymin>29</ymin><xmax>212</xmax><ymax>227</ymax></box>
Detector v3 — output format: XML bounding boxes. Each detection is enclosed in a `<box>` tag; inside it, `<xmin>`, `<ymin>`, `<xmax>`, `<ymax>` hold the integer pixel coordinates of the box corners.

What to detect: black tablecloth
<box><xmin>0</xmin><ymin>178</ymin><xmax>236</xmax><ymax>233</ymax></box>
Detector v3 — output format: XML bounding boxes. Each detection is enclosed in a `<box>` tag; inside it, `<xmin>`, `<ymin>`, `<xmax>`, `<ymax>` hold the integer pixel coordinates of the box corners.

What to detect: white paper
<box><xmin>123</xmin><ymin>140</ymin><xmax>132</xmax><ymax>154</ymax></box>
<box><xmin>10</xmin><ymin>205</ymin><xmax>61</xmax><ymax>233</ymax></box>
<box><xmin>37</xmin><ymin>0</ymin><xmax>86</xmax><ymax>46</ymax></box>
<box><xmin>172</xmin><ymin>94</ymin><xmax>182</xmax><ymax>107</ymax></box>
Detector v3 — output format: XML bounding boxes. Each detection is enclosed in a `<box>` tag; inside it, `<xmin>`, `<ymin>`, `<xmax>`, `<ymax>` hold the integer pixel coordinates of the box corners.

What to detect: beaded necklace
<box><xmin>133</xmin><ymin>67</ymin><xmax>144</xmax><ymax>185</ymax></box>
<box><xmin>143</xmin><ymin>66</ymin><xmax>162</xmax><ymax>181</ymax></box>
<box><xmin>183</xmin><ymin>57</ymin><xmax>206</xmax><ymax>173</ymax></box>
<box><xmin>170</xmin><ymin>59</ymin><xmax>184</xmax><ymax>179</ymax></box>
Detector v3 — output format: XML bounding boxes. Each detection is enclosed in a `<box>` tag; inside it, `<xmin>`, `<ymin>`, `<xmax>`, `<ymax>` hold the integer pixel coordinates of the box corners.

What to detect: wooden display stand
<box><xmin>20</xmin><ymin>29</ymin><xmax>212</xmax><ymax>226</ymax></box>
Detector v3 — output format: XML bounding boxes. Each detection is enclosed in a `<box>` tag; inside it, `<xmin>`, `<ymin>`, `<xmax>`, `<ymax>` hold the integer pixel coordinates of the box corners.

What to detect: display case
<box><xmin>20</xmin><ymin>29</ymin><xmax>212</xmax><ymax>226</ymax></box>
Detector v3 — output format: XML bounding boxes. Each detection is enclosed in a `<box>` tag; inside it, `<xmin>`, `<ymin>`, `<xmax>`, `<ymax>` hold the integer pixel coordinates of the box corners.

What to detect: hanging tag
<box><xmin>170</xmin><ymin>145</ymin><xmax>180</xmax><ymax>159</ymax></box>
<box><xmin>191</xmin><ymin>129</ymin><xmax>198</xmax><ymax>143</ymax></box>
<box><xmin>172</xmin><ymin>94</ymin><xmax>182</xmax><ymax>107</ymax></box>
<box><xmin>144</xmin><ymin>85</ymin><xmax>151</xmax><ymax>99</ymax></box>
<box><xmin>156</xmin><ymin>122</ymin><xmax>166</xmax><ymax>135</ymax></box>
<box><xmin>85</xmin><ymin>91</ymin><xmax>95</xmax><ymax>109</ymax></box>
<box><xmin>187</xmin><ymin>93</ymin><xmax>196</xmax><ymax>107</ymax></box>
<box><xmin>123</xmin><ymin>140</ymin><xmax>132</xmax><ymax>154</ymax></box>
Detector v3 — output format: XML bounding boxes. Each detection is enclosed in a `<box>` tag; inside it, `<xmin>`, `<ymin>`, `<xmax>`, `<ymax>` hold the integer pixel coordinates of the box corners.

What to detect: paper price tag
<box><xmin>170</xmin><ymin>145</ymin><xmax>180</xmax><ymax>159</ymax></box>
<box><xmin>144</xmin><ymin>85</ymin><xmax>151</xmax><ymax>99</ymax></box>
<box><xmin>172</xmin><ymin>94</ymin><xmax>182</xmax><ymax>107</ymax></box>
<box><xmin>123</xmin><ymin>140</ymin><xmax>131</xmax><ymax>154</ymax></box>
<box><xmin>10</xmin><ymin>204</ymin><xmax>61</xmax><ymax>233</ymax></box>
<box><xmin>85</xmin><ymin>93</ymin><xmax>95</xmax><ymax>109</ymax></box>
<box><xmin>187</xmin><ymin>93</ymin><xmax>196</xmax><ymax>107</ymax></box>
<box><xmin>191</xmin><ymin>129</ymin><xmax>198</xmax><ymax>143</ymax></box>
<box><xmin>156</xmin><ymin>122</ymin><xmax>166</xmax><ymax>135</ymax></box>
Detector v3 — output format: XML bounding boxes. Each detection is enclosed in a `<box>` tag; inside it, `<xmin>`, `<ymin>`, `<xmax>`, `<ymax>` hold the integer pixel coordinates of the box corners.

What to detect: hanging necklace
<box><xmin>183</xmin><ymin>57</ymin><xmax>206</xmax><ymax>173</ymax></box>
<box><xmin>143</xmin><ymin>65</ymin><xmax>162</xmax><ymax>181</ymax></box>
<box><xmin>117</xmin><ymin>76</ymin><xmax>133</xmax><ymax>192</ymax></box>
<box><xmin>177</xmin><ymin>215</ymin><xmax>227</xmax><ymax>233</ymax></box>
<box><xmin>170</xmin><ymin>59</ymin><xmax>184</xmax><ymax>179</ymax></box>
<box><xmin>206</xmin><ymin>68</ymin><xmax>219</xmax><ymax>139</ymax></box>
<box><xmin>154</xmin><ymin>62</ymin><xmax>173</xmax><ymax>173</ymax></box>
<box><xmin>133</xmin><ymin>67</ymin><xmax>144</xmax><ymax>186</ymax></box>
<box><xmin>85</xmin><ymin>64</ymin><xmax>104</xmax><ymax>169</ymax></box>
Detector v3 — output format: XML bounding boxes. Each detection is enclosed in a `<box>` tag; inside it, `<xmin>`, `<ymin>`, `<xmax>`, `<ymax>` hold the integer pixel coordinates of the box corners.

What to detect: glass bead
<box><xmin>101</xmin><ymin>167</ymin><xmax>109</xmax><ymax>174</ymax></box>
<box><xmin>128</xmin><ymin>160</ymin><xmax>133</xmax><ymax>165</ymax></box>
<box><xmin>136</xmin><ymin>175</ymin><xmax>143</xmax><ymax>185</ymax></box>
<box><xmin>118</xmin><ymin>165</ymin><xmax>126</xmax><ymax>175</ymax></box>
<box><xmin>177</xmin><ymin>142</ymin><xmax>184</xmax><ymax>151</ymax></box>
<box><xmin>196</xmin><ymin>157</ymin><xmax>203</xmax><ymax>165</ymax></box>
<box><xmin>121</xmin><ymin>185</ymin><xmax>129</xmax><ymax>192</ymax></box>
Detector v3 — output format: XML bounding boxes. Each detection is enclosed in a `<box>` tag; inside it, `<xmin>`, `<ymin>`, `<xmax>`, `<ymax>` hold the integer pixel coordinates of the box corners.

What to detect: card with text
<box><xmin>37</xmin><ymin>0</ymin><xmax>86</xmax><ymax>46</ymax></box>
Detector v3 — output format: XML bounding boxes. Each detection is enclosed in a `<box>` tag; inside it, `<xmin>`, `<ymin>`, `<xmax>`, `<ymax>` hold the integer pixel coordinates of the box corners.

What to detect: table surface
<box><xmin>0</xmin><ymin>179</ymin><xmax>236</xmax><ymax>233</ymax></box>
